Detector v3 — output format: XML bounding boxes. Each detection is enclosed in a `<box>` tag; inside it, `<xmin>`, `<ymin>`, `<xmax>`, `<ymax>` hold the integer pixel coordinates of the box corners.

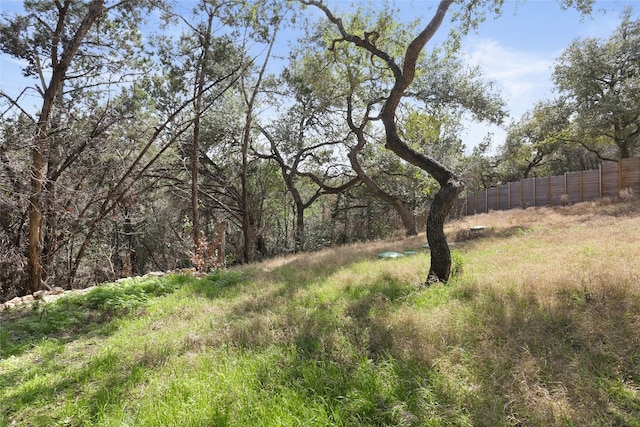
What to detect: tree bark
<box><xmin>425</xmin><ymin>179</ymin><xmax>462</xmax><ymax>283</ymax></box>
<box><xmin>347</xmin><ymin>148</ymin><xmax>417</xmax><ymax>237</ymax></box>
<box><xmin>27</xmin><ymin>0</ymin><xmax>105</xmax><ymax>293</ymax></box>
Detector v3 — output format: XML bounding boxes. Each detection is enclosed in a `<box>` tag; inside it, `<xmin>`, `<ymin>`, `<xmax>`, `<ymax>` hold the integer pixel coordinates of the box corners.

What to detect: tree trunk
<box><xmin>192</xmin><ymin>116</ymin><xmax>201</xmax><ymax>262</ymax></box>
<box><xmin>346</xmin><ymin>113</ymin><xmax>417</xmax><ymax>237</ymax></box>
<box><xmin>27</xmin><ymin>0</ymin><xmax>105</xmax><ymax>293</ymax></box>
<box><xmin>191</xmin><ymin>12</ymin><xmax>214</xmax><ymax>269</ymax></box>
<box><xmin>239</xmin><ymin>27</ymin><xmax>278</xmax><ymax>263</ymax></box>
<box><xmin>294</xmin><ymin>202</ymin><xmax>305</xmax><ymax>252</ymax></box>
<box><xmin>27</xmin><ymin>147</ymin><xmax>45</xmax><ymax>292</ymax></box>
<box><xmin>426</xmin><ymin>180</ymin><xmax>462</xmax><ymax>283</ymax></box>
<box><xmin>391</xmin><ymin>199</ymin><xmax>417</xmax><ymax>237</ymax></box>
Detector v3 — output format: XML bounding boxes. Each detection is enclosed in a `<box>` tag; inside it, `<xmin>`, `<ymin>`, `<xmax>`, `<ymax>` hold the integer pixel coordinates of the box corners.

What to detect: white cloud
<box><xmin>458</xmin><ymin>39</ymin><xmax>564</xmax><ymax>152</ymax></box>
<box><xmin>464</xmin><ymin>38</ymin><xmax>557</xmax><ymax>119</ymax></box>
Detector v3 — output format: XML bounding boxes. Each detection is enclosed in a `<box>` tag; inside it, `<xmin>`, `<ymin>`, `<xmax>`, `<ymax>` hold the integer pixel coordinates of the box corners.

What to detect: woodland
<box><xmin>1</xmin><ymin>0</ymin><xmax>639</xmax><ymax>301</ymax></box>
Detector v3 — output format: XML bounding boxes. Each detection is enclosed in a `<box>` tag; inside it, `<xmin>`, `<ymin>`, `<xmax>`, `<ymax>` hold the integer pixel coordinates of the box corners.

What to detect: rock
<box><xmin>33</xmin><ymin>290</ymin><xmax>46</xmax><ymax>299</ymax></box>
<box><xmin>21</xmin><ymin>295</ymin><xmax>34</xmax><ymax>303</ymax></box>
<box><xmin>143</xmin><ymin>271</ymin><xmax>165</xmax><ymax>278</ymax></box>
<box><xmin>50</xmin><ymin>287</ymin><xmax>65</xmax><ymax>295</ymax></box>
<box><xmin>4</xmin><ymin>301</ymin><xmax>16</xmax><ymax>309</ymax></box>
<box><xmin>8</xmin><ymin>297</ymin><xmax>22</xmax><ymax>306</ymax></box>
<box><xmin>0</xmin><ymin>304</ymin><xmax>5</xmax><ymax>312</ymax></box>
<box><xmin>43</xmin><ymin>294</ymin><xmax>62</xmax><ymax>303</ymax></box>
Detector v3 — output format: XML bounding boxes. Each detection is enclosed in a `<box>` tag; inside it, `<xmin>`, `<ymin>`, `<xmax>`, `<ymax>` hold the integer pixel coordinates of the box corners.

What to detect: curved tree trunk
<box><xmin>348</xmin><ymin>149</ymin><xmax>417</xmax><ymax>236</ymax></box>
<box><xmin>345</xmin><ymin>96</ymin><xmax>417</xmax><ymax>237</ymax></box>
<box><xmin>425</xmin><ymin>179</ymin><xmax>463</xmax><ymax>283</ymax></box>
<box><xmin>379</xmin><ymin>0</ymin><xmax>461</xmax><ymax>283</ymax></box>
<box><xmin>302</xmin><ymin>0</ymin><xmax>458</xmax><ymax>282</ymax></box>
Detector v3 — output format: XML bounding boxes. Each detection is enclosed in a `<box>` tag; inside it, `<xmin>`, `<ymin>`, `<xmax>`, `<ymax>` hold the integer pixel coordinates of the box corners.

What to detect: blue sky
<box><xmin>1</xmin><ymin>0</ymin><xmax>638</xmax><ymax>152</ymax></box>
<box><xmin>455</xmin><ymin>0</ymin><xmax>637</xmax><ymax>151</ymax></box>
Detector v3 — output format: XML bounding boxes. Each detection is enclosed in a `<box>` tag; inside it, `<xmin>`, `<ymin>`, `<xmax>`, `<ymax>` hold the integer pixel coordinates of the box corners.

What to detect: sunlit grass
<box><xmin>1</xmin><ymin>198</ymin><xmax>639</xmax><ymax>426</ymax></box>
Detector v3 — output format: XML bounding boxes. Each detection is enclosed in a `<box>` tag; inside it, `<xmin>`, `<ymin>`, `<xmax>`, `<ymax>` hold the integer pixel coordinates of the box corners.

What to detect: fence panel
<box><xmin>522</xmin><ymin>178</ymin><xmax>535</xmax><ymax>208</ymax></box>
<box><xmin>498</xmin><ymin>184</ymin><xmax>510</xmax><ymax>210</ymax></box>
<box><xmin>621</xmin><ymin>157</ymin><xmax>640</xmax><ymax>190</ymax></box>
<box><xmin>565</xmin><ymin>171</ymin><xmax>582</xmax><ymax>203</ymax></box>
<box><xmin>601</xmin><ymin>162</ymin><xmax>620</xmax><ymax>198</ymax></box>
<box><xmin>451</xmin><ymin>157</ymin><xmax>640</xmax><ymax>218</ymax></box>
<box><xmin>477</xmin><ymin>190</ymin><xmax>488</xmax><ymax>213</ymax></box>
<box><xmin>487</xmin><ymin>187</ymin><xmax>498</xmax><ymax>211</ymax></box>
<box><xmin>550</xmin><ymin>175</ymin><xmax>566</xmax><ymax>206</ymax></box>
<box><xmin>534</xmin><ymin>177</ymin><xmax>549</xmax><ymax>206</ymax></box>
<box><xmin>582</xmin><ymin>169</ymin><xmax>601</xmax><ymax>201</ymax></box>
<box><xmin>509</xmin><ymin>182</ymin><xmax>521</xmax><ymax>209</ymax></box>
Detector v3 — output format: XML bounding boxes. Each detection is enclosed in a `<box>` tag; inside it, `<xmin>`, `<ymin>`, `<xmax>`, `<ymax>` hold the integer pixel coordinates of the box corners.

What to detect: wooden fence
<box><xmin>452</xmin><ymin>157</ymin><xmax>640</xmax><ymax>217</ymax></box>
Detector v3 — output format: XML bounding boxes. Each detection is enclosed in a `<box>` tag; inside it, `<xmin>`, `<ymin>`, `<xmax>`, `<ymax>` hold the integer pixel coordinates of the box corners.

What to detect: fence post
<box><xmin>599</xmin><ymin>164</ymin><xmax>603</xmax><ymax>199</ymax></box>
<box><xmin>485</xmin><ymin>189</ymin><xmax>488</xmax><ymax>213</ymax></box>
<box><xmin>618</xmin><ymin>160</ymin><xmax>622</xmax><ymax>191</ymax></box>
<box><xmin>474</xmin><ymin>191</ymin><xmax>478</xmax><ymax>214</ymax></box>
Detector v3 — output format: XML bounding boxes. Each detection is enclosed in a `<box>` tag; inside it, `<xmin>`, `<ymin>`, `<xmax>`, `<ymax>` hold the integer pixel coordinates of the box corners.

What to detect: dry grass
<box><xmin>221</xmin><ymin>198</ymin><xmax>640</xmax><ymax>425</ymax></box>
<box><xmin>249</xmin><ymin>234</ymin><xmax>429</xmax><ymax>273</ymax></box>
<box><xmin>3</xmin><ymin>198</ymin><xmax>640</xmax><ymax>426</ymax></box>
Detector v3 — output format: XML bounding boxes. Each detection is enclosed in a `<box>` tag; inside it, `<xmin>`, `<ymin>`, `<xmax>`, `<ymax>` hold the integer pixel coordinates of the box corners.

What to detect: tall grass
<box><xmin>1</xmin><ymin>199</ymin><xmax>639</xmax><ymax>426</ymax></box>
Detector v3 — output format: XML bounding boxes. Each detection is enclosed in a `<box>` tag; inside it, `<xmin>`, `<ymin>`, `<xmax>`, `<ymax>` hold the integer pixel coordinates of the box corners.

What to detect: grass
<box><xmin>1</xmin><ymin>198</ymin><xmax>640</xmax><ymax>426</ymax></box>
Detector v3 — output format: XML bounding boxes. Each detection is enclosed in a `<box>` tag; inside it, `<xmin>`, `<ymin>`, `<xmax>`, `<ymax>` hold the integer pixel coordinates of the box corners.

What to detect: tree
<box><xmin>155</xmin><ymin>0</ymin><xmax>246</xmax><ymax>269</ymax></box>
<box><xmin>288</xmin><ymin>7</ymin><xmax>504</xmax><ymax>241</ymax></box>
<box><xmin>553</xmin><ymin>8</ymin><xmax>640</xmax><ymax>159</ymax></box>
<box><xmin>496</xmin><ymin>99</ymin><xmax>601</xmax><ymax>182</ymax></box>
<box><xmin>256</xmin><ymin>117</ymin><xmax>360</xmax><ymax>251</ymax></box>
<box><xmin>0</xmin><ymin>0</ymin><xmax>159</xmax><ymax>292</ymax></box>
<box><xmin>299</xmin><ymin>0</ymin><xmax>511</xmax><ymax>282</ymax></box>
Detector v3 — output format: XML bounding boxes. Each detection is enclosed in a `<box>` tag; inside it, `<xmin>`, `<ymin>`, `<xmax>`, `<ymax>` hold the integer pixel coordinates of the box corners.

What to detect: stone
<box><xmin>50</xmin><ymin>287</ymin><xmax>65</xmax><ymax>295</ymax></box>
<box><xmin>143</xmin><ymin>271</ymin><xmax>165</xmax><ymax>278</ymax></box>
<box><xmin>33</xmin><ymin>290</ymin><xmax>46</xmax><ymax>299</ymax></box>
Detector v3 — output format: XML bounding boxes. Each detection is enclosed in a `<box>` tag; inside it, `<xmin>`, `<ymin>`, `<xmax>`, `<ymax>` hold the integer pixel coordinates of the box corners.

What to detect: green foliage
<box><xmin>529</xmin><ymin>8</ymin><xmax>640</xmax><ymax>160</ymax></box>
<box><xmin>77</xmin><ymin>276</ymin><xmax>187</xmax><ymax>313</ymax></box>
<box><xmin>450</xmin><ymin>250</ymin><xmax>465</xmax><ymax>279</ymax></box>
<box><xmin>2</xmin><ymin>214</ymin><xmax>640</xmax><ymax>427</ymax></box>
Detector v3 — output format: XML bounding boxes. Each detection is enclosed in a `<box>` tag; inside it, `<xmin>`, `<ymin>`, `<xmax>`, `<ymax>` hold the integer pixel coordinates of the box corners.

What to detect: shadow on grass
<box><xmin>6</xmin><ymin>241</ymin><xmax>638</xmax><ymax>425</ymax></box>
<box><xmin>0</xmin><ymin>341</ymin><xmax>170</xmax><ymax>425</ymax></box>
<box><xmin>381</xmin><ymin>280</ymin><xmax>640</xmax><ymax>425</ymax></box>
<box><xmin>184</xmin><ymin>269</ymin><xmax>248</xmax><ymax>300</ymax></box>
<box><xmin>217</xmin><ymin>263</ymin><xmax>640</xmax><ymax>425</ymax></box>
<box><xmin>1</xmin><ymin>274</ymin><xmax>201</xmax><ymax>424</ymax></box>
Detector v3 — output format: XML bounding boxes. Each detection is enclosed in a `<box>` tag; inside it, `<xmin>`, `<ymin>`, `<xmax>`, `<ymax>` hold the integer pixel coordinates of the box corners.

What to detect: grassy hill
<box><xmin>2</xmin><ymin>199</ymin><xmax>640</xmax><ymax>426</ymax></box>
